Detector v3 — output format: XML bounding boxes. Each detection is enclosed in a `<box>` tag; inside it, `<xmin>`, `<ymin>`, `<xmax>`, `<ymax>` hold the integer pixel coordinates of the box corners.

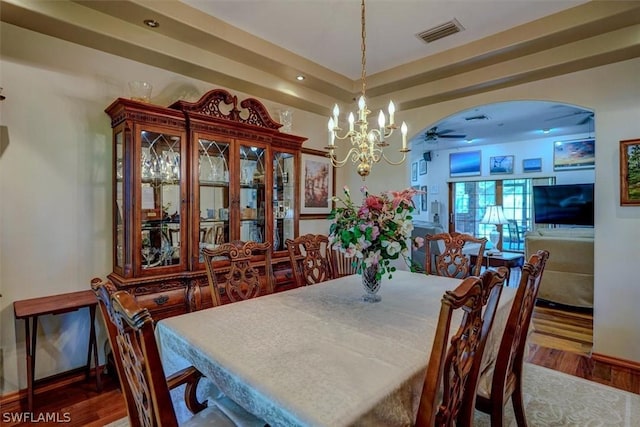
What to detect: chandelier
<box><xmin>325</xmin><ymin>0</ymin><xmax>409</xmax><ymax>179</ymax></box>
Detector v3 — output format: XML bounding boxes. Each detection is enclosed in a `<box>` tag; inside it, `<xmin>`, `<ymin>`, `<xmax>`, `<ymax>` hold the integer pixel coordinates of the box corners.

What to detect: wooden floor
<box><xmin>1</xmin><ymin>304</ymin><xmax>638</xmax><ymax>427</ymax></box>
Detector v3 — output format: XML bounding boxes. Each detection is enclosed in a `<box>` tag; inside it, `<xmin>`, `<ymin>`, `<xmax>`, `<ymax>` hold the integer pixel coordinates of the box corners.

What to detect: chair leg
<box><xmin>512</xmin><ymin>384</ymin><xmax>528</xmax><ymax>427</ymax></box>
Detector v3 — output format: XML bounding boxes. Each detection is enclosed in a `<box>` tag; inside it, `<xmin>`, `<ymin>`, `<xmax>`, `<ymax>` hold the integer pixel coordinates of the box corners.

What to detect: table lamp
<box><xmin>480</xmin><ymin>205</ymin><xmax>509</xmax><ymax>255</ymax></box>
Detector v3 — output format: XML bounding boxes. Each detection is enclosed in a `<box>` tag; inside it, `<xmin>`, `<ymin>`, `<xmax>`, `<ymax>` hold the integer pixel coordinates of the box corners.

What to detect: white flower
<box><xmin>364</xmin><ymin>250</ymin><xmax>381</xmax><ymax>267</ymax></box>
<box><xmin>398</xmin><ymin>219</ymin><xmax>414</xmax><ymax>236</ymax></box>
<box><xmin>382</xmin><ymin>240</ymin><xmax>401</xmax><ymax>256</ymax></box>
<box><xmin>356</xmin><ymin>234</ymin><xmax>372</xmax><ymax>251</ymax></box>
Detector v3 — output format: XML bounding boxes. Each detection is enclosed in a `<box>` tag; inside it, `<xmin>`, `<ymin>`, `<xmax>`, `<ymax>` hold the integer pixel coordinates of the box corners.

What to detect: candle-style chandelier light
<box><xmin>325</xmin><ymin>0</ymin><xmax>409</xmax><ymax>180</ymax></box>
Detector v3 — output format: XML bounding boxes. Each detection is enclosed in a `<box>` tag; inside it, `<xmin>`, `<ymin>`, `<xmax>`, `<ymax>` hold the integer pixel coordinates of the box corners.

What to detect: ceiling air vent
<box><xmin>417</xmin><ymin>19</ymin><xmax>464</xmax><ymax>44</ymax></box>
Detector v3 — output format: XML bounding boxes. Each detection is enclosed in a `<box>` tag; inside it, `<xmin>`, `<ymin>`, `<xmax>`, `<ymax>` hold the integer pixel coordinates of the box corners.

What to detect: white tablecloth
<box><xmin>156</xmin><ymin>270</ymin><xmax>516</xmax><ymax>427</ymax></box>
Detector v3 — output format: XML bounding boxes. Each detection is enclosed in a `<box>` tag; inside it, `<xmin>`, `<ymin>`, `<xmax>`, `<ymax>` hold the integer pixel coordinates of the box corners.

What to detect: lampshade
<box><xmin>481</xmin><ymin>205</ymin><xmax>509</xmax><ymax>225</ymax></box>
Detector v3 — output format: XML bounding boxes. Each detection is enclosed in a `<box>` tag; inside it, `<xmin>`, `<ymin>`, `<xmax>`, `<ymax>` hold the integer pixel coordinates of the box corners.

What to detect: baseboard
<box><xmin>592</xmin><ymin>352</ymin><xmax>640</xmax><ymax>373</ymax></box>
<box><xmin>0</xmin><ymin>366</ymin><xmax>103</xmax><ymax>413</ymax></box>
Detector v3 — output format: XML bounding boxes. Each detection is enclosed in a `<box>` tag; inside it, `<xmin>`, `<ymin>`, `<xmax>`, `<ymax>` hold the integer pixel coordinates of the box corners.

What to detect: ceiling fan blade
<box><xmin>438</xmin><ymin>134</ymin><xmax>467</xmax><ymax>139</ymax></box>
<box><xmin>545</xmin><ymin>111</ymin><xmax>592</xmax><ymax>122</ymax></box>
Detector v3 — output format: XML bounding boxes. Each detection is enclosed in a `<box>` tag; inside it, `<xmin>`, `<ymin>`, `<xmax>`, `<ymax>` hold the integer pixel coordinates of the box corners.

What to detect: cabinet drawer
<box><xmin>134</xmin><ymin>288</ymin><xmax>188</xmax><ymax>319</ymax></box>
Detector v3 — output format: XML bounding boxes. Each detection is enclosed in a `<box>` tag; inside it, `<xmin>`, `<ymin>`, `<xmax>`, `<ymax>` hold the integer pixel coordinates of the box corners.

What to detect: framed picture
<box><xmin>420</xmin><ymin>185</ymin><xmax>428</xmax><ymax>212</ymax></box>
<box><xmin>553</xmin><ymin>139</ymin><xmax>595</xmax><ymax>170</ymax></box>
<box><xmin>411</xmin><ymin>186</ymin><xmax>420</xmax><ymax>214</ymax></box>
<box><xmin>300</xmin><ymin>149</ymin><xmax>335</xmax><ymax>217</ymax></box>
<box><xmin>620</xmin><ymin>138</ymin><xmax>640</xmax><ymax>206</ymax></box>
<box><xmin>522</xmin><ymin>157</ymin><xmax>542</xmax><ymax>173</ymax></box>
<box><xmin>489</xmin><ymin>155</ymin><xmax>514</xmax><ymax>174</ymax></box>
<box><xmin>450</xmin><ymin>151</ymin><xmax>481</xmax><ymax>177</ymax></box>
<box><xmin>419</xmin><ymin>159</ymin><xmax>427</xmax><ymax>175</ymax></box>
<box><xmin>411</xmin><ymin>162</ymin><xmax>418</xmax><ymax>181</ymax></box>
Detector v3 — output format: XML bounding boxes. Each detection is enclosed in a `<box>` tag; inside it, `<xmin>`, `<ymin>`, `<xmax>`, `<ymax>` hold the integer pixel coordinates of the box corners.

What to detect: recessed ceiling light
<box><xmin>555</xmin><ymin>141</ymin><xmax>563</xmax><ymax>146</ymax></box>
<box><xmin>296</xmin><ymin>75</ymin><xmax>305</xmax><ymax>81</ymax></box>
<box><xmin>465</xmin><ymin>139</ymin><xmax>473</xmax><ymax>143</ymax></box>
<box><xmin>542</xmin><ymin>128</ymin><xmax>551</xmax><ymax>134</ymax></box>
<box><xmin>144</xmin><ymin>19</ymin><xmax>159</xmax><ymax>28</ymax></box>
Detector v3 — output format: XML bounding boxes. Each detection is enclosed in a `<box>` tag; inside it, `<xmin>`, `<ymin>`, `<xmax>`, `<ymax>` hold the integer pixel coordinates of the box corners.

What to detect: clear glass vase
<box><xmin>361</xmin><ymin>264</ymin><xmax>382</xmax><ymax>303</ymax></box>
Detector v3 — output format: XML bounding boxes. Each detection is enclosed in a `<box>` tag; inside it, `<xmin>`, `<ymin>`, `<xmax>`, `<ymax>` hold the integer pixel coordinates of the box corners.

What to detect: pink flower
<box><xmin>389</xmin><ymin>188</ymin><xmax>422</xmax><ymax>210</ymax></box>
<box><xmin>364</xmin><ymin>195</ymin><xmax>384</xmax><ymax>211</ymax></box>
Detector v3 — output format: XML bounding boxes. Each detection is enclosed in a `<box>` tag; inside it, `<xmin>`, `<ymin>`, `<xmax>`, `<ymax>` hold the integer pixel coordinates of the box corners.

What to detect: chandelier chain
<box><xmin>360</xmin><ymin>0</ymin><xmax>366</xmax><ymax>98</ymax></box>
<box><xmin>325</xmin><ymin>0</ymin><xmax>409</xmax><ymax>179</ymax></box>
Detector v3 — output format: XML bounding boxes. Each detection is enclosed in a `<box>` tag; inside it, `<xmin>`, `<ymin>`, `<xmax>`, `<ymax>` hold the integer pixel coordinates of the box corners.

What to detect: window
<box><xmin>450</xmin><ymin>177</ymin><xmax>554</xmax><ymax>251</ymax></box>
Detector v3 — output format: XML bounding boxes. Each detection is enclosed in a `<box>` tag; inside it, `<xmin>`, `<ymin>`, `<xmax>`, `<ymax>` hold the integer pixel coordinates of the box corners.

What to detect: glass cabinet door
<box><xmin>114</xmin><ymin>130</ymin><xmax>126</xmax><ymax>273</ymax></box>
<box><xmin>273</xmin><ymin>151</ymin><xmax>296</xmax><ymax>251</ymax></box>
<box><xmin>138</xmin><ymin>129</ymin><xmax>183</xmax><ymax>272</ymax></box>
<box><xmin>197</xmin><ymin>138</ymin><xmax>230</xmax><ymax>262</ymax></box>
<box><xmin>239</xmin><ymin>143</ymin><xmax>266</xmax><ymax>245</ymax></box>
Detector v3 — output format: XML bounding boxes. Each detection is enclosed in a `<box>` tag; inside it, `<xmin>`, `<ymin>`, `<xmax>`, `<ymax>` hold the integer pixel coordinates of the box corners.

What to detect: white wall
<box><xmin>409</xmin><ymin>132</ymin><xmax>596</xmax><ymax>224</ymax></box>
<box><xmin>0</xmin><ymin>24</ymin><xmax>326</xmax><ymax>394</ymax></box>
<box><xmin>393</xmin><ymin>59</ymin><xmax>640</xmax><ymax>364</ymax></box>
<box><xmin>1</xmin><ymin>23</ymin><xmax>639</xmax><ymax>397</ymax></box>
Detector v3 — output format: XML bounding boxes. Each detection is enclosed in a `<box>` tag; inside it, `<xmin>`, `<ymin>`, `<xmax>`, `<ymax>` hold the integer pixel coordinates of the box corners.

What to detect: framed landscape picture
<box><xmin>411</xmin><ymin>162</ymin><xmax>418</xmax><ymax>181</ymax></box>
<box><xmin>522</xmin><ymin>157</ymin><xmax>542</xmax><ymax>173</ymax></box>
<box><xmin>449</xmin><ymin>151</ymin><xmax>481</xmax><ymax>177</ymax></box>
<box><xmin>489</xmin><ymin>155</ymin><xmax>514</xmax><ymax>174</ymax></box>
<box><xmin>300</xmin><ymin>149</ymin><xmax>335</xmax><ymax>217</ymax></box>
<box><xmin>620</xmin><ymin>138</ymin><xmax>640</xmax><ymax>205</ymax></box>
<box><xmin>554</xmin><ymin>139</ymin><xmax>595</xmax><ymax>170</ymax></box>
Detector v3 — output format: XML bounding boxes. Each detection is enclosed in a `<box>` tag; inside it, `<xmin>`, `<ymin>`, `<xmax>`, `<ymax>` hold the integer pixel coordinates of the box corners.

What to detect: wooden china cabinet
<box><xmin>105</xmin><ymin>89</ymin><xmax>306</xmax><ymax>319</ymax></box>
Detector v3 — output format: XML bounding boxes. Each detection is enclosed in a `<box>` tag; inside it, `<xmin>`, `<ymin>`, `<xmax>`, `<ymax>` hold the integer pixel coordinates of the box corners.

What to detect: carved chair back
<box><xmin>424</xmin><ymin>232</ymin><xmax>487</xmax><ymax>278</ymax></box>
<box><xmin>415</xmin><ymin>273</ymin><xmax>501</xmax><ymax>427</ymax></box>
<box><xmin>202</xmin><ymin>240</ymin><xmax>274</xmax><ymax>306</ymax></box>
<box><xmin>457</xmin><ymin>267</ymin><xmax>509</xmax><ymax>423</ymax></box>
<box><xmin>91</xmin><ymin>278</ymin><xmax>142</xmax><ymax>427</ymax></box>
<box><xmin>112</xmin><ymin>290</ymin><xmax>181</xmax><ymax>426</ymax></box>
<box><xmin>475</xmin><ymin>249</ymin><xmax>550</xmax><ymax>427</ymax></box>
<box><xmin>286</xmin><ymin>234</ymin><xmax>336</xmax><ymax>286</ymax></box>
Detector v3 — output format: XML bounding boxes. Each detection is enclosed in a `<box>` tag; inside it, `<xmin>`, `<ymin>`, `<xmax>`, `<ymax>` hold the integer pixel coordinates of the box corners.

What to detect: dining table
<box><xmin>155</xmin><ymin>270</ymin><xmax>516</xmax><ymax>427</ymax></box>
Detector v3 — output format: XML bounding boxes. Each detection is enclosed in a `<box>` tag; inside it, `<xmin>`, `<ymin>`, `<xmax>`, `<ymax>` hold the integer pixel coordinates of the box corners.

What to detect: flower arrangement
<box><xmin>328</xmin><ymin>186</ymin><xmax>424</xmax><ymax>280</ymax></box>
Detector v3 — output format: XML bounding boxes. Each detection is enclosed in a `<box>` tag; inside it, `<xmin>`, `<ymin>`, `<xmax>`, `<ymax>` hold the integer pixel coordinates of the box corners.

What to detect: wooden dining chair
<box><xmin>202</xmin><ymin>240</ymin><xmax>274</xmax><ymax>306</ymax></box>
<box><xmin>424</xmin><ymin>232</ymin><xmax>487</xmax><ymax>278</ymax></box>
<box><xmin>415</xmin><ymin>273</ymin><xmax>502</xmax><ymax>427</ymax></box>
<box><xmin>285</xmin><ymin>234</ymin><xmax>336</xmax><ymax>286</ymax></box>
<box><xmin>92</xmin><ymin>278</ymin><xmax>268</xmax><ymax>427</ymax></box>
<box><xmin>474</xmin><ymin>249</ymin><xmax>550</xmax><ymax>427</ymax></box>
<box><xmin>332</xmin><ymin>247</ymin><xmax>358</xmax><ymax>277</ymax></box>
<box><xmin>91</xmin><ymin>278</ymin><xmax>140</xmax><ymax>426</ymax></box>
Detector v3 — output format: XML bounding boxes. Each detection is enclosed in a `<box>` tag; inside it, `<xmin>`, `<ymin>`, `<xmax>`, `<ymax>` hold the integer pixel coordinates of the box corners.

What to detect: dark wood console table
<box><xmin>470</xmin><ymin>251</ymin><xmax>525</xmax><ymax>285</ymax></box>
<box><xmin>13</xmin><ymin>290</ymin><xmax>101</xmax><ymax>411</ymax></box>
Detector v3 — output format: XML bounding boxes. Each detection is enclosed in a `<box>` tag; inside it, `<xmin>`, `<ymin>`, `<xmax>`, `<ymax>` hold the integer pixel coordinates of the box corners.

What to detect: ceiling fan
<box><xmin>424</xmin><ymin>126</ymin><xmax>467</xmax><ymax>142</ymax></box>
<box><xmin>545</xmin><ymin>110</ymin><xmax>594</xmax><ymax>125</ymax></box>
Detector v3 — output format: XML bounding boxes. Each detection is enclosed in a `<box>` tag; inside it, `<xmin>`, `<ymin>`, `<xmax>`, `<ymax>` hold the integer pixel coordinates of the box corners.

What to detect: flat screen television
<box><xmin>533</xmin><ymin>183</ymin><xmax>594</xmax><ymax>226</ymax></box>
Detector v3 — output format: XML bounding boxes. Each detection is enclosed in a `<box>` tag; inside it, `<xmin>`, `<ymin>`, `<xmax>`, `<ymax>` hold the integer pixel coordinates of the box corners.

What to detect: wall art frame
<box><xmin>553</xmin><ymin>139</ymin><xmax>595</xmax><ymax>171</ymax></box>
<box><xmin>449</xmin><ymin>151</ymin><xmax>481</xmax><ymax>177</ymax></box>
<box><xmin>419</xmin><ymin>159</ymin><xmax>427</xmax><ymax>175</ymax></box>
<box><xmin>411</xmin><ymin>162</ymin><xmax>418</xmax><ymax>182</ymax></box>
<box><xmin>300</xmin><ymin>148</ymin><xmax>335</xmax><ymax>218</ymax></box>
<box><xmin>420</xmin><ymin>185</ymin><xmax>428</xmax><ymax>212</ymax></box>
<box><xmin>522</xmin><ymin>157</ymin><xmax>542</xmax><ymax>173</ymax></box>
<box><xmin>620</xmin><ymin>138</ymin><xmax>640</xmax><ymax>206</ymax></box>
<box><xmin>411</xmin><ymin>185</ymin><xmax>421</xmax><ymax>214</ymax></box>
<box><xmin>489</xmin><ymin>155</ymin><xmax>514</xmax><ymax>174</ymax></box>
